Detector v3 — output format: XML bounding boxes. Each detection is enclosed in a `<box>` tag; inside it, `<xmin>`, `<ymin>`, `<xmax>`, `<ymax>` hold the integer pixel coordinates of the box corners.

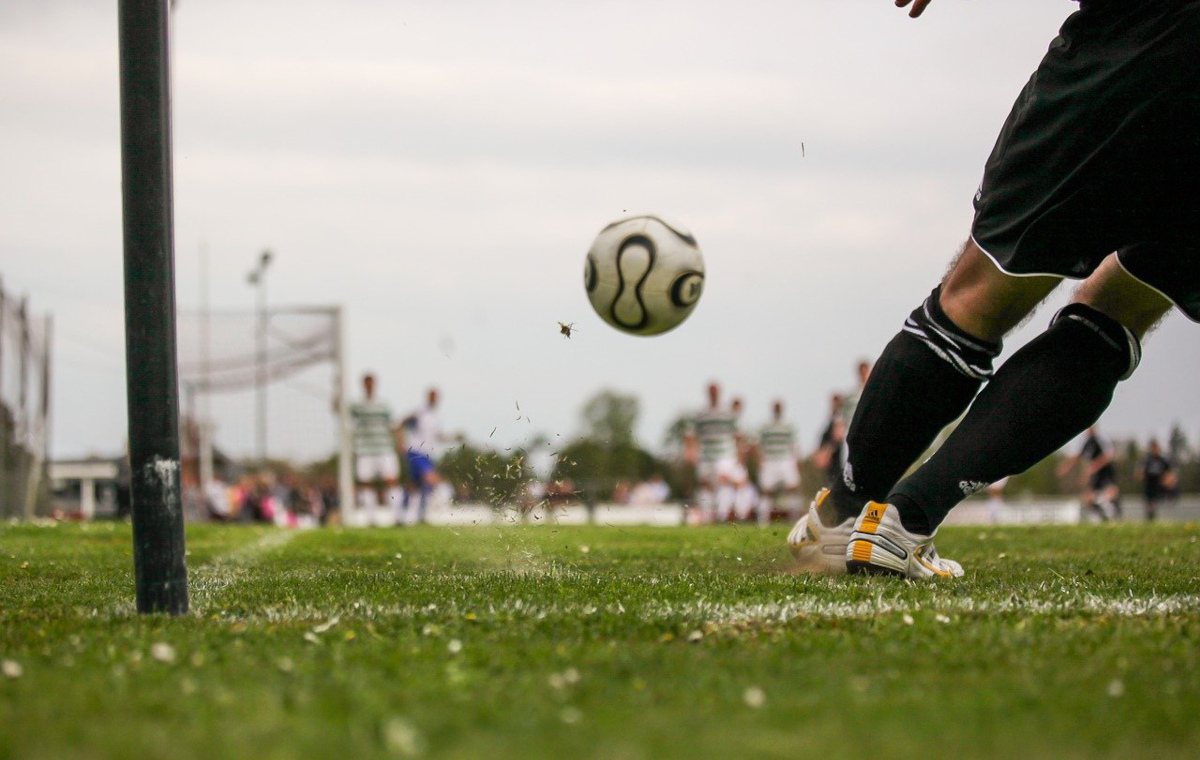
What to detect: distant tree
<box><xmin>581</xmin><ymin>389</ymin><xmax>639</xmax><ymax>445</ymax></box>
<box><xmin>661</xmin><ymin>413</ymin><xmax>691</xmax><ymax>453</ymax></box>
<box><xmin>1169</xmin><ymin>423</ymin><xmax>1191</xmax><ymax>464</ymax></box>
<box><xmin>550</xmin><ymin>389</ymin><xmax>667</xmax><ymax>501</ymax></box>
<box><xmin>1001</xmin><ymin>452</ymin><xmax>1069</xmax><ymax>498</ymax></box>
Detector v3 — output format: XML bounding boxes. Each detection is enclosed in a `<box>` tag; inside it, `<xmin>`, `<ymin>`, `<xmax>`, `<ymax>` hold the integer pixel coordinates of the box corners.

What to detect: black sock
<box><xmin>890</xmin><ymin>303</ymin><xmax>1141</xmax><ymax>533</ymax></box>
<box><xmin>827</xmin><ymin>286</ymin><xmax>1001</xmax><ymax>521</ymax></box>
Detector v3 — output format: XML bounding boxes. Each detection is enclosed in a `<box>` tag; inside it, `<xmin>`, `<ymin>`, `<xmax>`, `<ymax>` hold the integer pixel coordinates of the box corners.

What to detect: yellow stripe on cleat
<box><xmin>851</xmin><ymin>540</ymin><xmax>873</xmax><ymax>563</ymax></box>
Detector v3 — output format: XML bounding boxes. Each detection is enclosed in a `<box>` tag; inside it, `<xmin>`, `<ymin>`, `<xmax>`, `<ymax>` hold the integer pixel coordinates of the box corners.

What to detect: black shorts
<box><xmin>1089</xmin><ymin>467</ymin><xmax>1118</xmax><ymax>491</ymax></box>
<box><xmin>971</xmin><ymin>0</ymin><xmax>1200</xmax><ymax>321</ymax></box>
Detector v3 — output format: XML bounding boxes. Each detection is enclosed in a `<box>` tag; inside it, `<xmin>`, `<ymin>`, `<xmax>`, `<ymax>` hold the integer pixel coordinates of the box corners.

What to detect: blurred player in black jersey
<box><xmin>791</xmin><ymin>0</ymin><xmax>1200</xmax><ymax>578</ymax></box>
<box><xmin>1138</xmin><ymin>438</ymin><xmax>1176</xmax><ymax>522</ymax></box>
<box><xmin>813</xmin><ymin>394</ymin><xmax>845</xmax><ymax>488</ymax></box>
<box><xmin>1058</xmin><ymin>426</ymin><xmax>1121</xmax><ymax>522</ymax></box>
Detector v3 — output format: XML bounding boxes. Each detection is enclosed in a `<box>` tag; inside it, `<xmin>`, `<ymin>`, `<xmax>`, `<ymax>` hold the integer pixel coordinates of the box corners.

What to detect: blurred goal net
<box><xmin>175</xmin><ymin>306</ymin><xmax>352</xmax><ymax>515</ymax></box>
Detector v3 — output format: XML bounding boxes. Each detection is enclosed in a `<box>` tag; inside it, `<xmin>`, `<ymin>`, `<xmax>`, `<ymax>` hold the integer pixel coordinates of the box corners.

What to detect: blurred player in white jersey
<box><xmin>757</xmin><ymin>400</ymin><xmax>802</xmax><ymax>524</ymax></box>
<box><xmin>349</xmin><ymin>373</ymin><xmax>401</xmax><ymax>524</ymax></box>
<box><xmin>729</xmin><ymin>397</ymin><xmax>758</xmax><ymax>522</ymax></box>
<box><xmin>399</xmin><ymin>387</ymin><xmax>444</xmax><ymax>525</ymax></box>
<box><xmin>684</xmin><ymin>383</ymin><xmax>739</xmax><ymax>524</ymax></box>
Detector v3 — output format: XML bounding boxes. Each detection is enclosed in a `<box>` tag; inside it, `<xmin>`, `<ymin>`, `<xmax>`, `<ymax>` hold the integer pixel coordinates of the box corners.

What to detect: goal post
<box><xmin>175</xmin><ymin>305</ymin><xmax>355</xmax><ymax>519</ymax></box>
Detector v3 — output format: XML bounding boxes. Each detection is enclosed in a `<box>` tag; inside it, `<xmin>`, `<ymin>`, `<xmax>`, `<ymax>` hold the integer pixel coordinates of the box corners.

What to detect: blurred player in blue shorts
<box><xmin>399</xmin><ymin>387</ymin><xmax>444</xmax><ymax>525</ymax></box>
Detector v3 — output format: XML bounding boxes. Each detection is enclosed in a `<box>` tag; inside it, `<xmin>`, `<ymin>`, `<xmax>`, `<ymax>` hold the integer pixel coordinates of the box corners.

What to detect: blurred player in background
<box><xmin>813</xmin><ymin>394</ymin><xmax>846</xmax><ymax>489</ymax></box>
<box><xmin>1058</xmin><ymin>426</ymin><xmax>1121</xmax><ymax>522</ymax></box>
<box><xmin>757</xmin><ymin>400</ymin><xmax>802</xmax><ymax>524</ymax></box>
<box><xmin>794</xmin><ymin>0</ymin><xmax>1198</xmax><ymax>578</ymax></box>
<box><xmin>729</xmin><ymin>397</ymin><xmax>758</xmax><ymax>522</ymax></box>
<box><xmin>1138</xmin><ymin>438</ymin><xmax>1176</xmax><ymax>522</ymax></box>
<box><xmin>685</xmin><ymin>383</ymin><xmax>738</xmax><ymax>523</ymax></box>
<box><xmin>838</xmin><ymin>360</ymin><xmax>872</xmax><ymax>432</ymax></box>
<box><xmin>986</xmin><ymin>477</ymin><xmax>1009</xmax><ymax>524</ymax></box>
<box><xmin>399</xmin><ymin>387</ymin><xmax>444</xmax><ymax>525</ymax></box>
<box><xmin>349</xmin><ymin>373</ymin><xmax>401</xmax><ymax>524</ymax></box>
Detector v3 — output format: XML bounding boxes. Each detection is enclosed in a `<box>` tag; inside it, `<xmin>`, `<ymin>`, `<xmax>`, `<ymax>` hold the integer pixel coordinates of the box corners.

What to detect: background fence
<box><xmin>0</xmin><ymin>278</ymin><xmax>52</xmax><ymax>518</ymax></box>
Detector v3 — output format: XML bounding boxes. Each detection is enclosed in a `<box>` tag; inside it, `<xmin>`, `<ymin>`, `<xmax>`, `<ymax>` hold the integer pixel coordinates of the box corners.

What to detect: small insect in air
<box><xmin>558</xmin><ymin>321</ymin><xmax>578</xmax><ymax>339</ymax></box>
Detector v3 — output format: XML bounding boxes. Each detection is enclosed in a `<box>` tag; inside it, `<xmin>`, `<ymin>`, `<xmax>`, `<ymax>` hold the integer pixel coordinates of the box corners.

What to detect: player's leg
<box><xmin>716</xmin><ymin>472</ymin><xmax>736</xmax><ymax>524</ymax></box>
<box><xmin>825</xmin><ymin>239</ymin><xmax>1058</xmax><ymax>524</ymax></box>
<box><xmin>416</xmin><ymin>464</ymin><xmax>439</xmax><ymax>524</ymax></box>
<box><xmin>886</xmin><ymin>254</ymin><xmax>1172</xmax><ymax>537</ymax></box>
<box><xmin>383</xmin><ymin>452</ymin><xmax>404</xmax><ymax>526</ymax></box>
<box><xmin>355</xmin><ymin>455</ymin><xmax>375</xmax><ymax>509</ymax></box>
<box><xmin>694</xmin><ymin>462</ymin><xmax>715</xmax><ymax>524</ymax></box>
<box><xmin>1087</xmin><ymin>485</ymin><xmax>1109</xmax><ymax>523</ymax></box>
<box><xmin>697</xmin><ymin>484</ymin><xmax>712</xmax><ymax>524</ymax></box>
<box><xmin>756</xmin><ymin>461</ymin><xmax>776</xmax><ymax>521</ymax></box>
<box><xmin>1106</xmin><ymin>483</ymin><xmax>1123</xmax><ymax>520</ymax></box>
<box><xmin>1080</xmin><ymin>484</ymin><xmax>1100</xmax><ymax>523</ymax></box>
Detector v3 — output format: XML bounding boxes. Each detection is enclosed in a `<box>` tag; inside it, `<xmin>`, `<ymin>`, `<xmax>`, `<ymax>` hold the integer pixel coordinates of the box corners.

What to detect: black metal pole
<box><xmin>119</xmin><ymin>0</ymin><xmax>188</xmax><ymax>614</ymax></box>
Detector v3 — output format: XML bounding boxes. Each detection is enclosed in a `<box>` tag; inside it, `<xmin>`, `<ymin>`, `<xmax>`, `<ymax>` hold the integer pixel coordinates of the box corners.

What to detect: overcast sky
<box><xmin>1</xmin><ymin>0</ymin><xmax>1197</xmax><ymax>463</ymax></box>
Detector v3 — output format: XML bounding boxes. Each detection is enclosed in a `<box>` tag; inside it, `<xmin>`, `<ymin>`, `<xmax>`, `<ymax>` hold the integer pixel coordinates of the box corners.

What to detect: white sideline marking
<box><xmin>189</xmin><ymin>530</ymin><xmax>297</xmax><ymax>610</ymax></box>
<box><xmin>231</xmin><ymin>591</ymin><xmax>1200</xmax><ymax>627</ymax></box>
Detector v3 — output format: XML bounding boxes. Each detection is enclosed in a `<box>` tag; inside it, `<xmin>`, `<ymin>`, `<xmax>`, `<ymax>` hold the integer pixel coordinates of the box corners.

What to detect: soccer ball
<box><xmin>583</xmin><ymin>215</ymin><xmax>705</xmax><ymax>336</ymax></box>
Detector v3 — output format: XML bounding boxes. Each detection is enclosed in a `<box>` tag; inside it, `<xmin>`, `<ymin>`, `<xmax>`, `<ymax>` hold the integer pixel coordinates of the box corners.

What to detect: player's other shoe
<box><xmin>845</xmin><ymin>502</ymin><xmax>964</xmax><ymax>579</ymax></box>
<box><xmin>787</xmin><ymin>488</ymin><xmax>855</xmax><ymax>575</ymax></box>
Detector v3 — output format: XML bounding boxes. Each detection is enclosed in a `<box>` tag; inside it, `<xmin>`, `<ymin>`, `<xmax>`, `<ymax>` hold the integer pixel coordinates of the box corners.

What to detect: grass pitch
<box><xmin>2</xmin><ymin>521</ymin><xmax>1198</xmax><ymax>760</ymax></box>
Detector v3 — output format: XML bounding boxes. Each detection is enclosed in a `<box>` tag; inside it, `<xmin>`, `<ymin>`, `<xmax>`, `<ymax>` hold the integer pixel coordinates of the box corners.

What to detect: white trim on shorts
<box><xmin>969</xmin><ymin>234</ymin><xmax>1072</xmax><ymax>281</ymax></box>
<box><xmin>973</xmin><ymin>233</ymin><xmax>1194</xmax><ymax>324</ymax></box>
<box><xmin>1113</xmin><ymin>252</ymin><xmax>1196</xmax><ymax>323</ymax></box>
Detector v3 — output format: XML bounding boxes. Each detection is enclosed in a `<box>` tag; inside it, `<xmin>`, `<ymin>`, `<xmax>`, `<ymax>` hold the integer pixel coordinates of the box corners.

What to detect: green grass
<box><xmin>2</xmin><ymin>521</ymin><xmax>1199</xmax><ymax>760</ymax></box>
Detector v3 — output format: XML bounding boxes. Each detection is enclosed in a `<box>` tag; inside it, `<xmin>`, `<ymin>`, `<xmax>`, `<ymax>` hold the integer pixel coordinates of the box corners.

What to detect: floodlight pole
<box><xmin>119</xmin><ymin>0</ymin><xmax>189</xmax><ymax>615</ymax></box>
<box><xmin>248</xmin><ymin>250</ymin><xmax>272</xmax><ymax>464</ymax></box>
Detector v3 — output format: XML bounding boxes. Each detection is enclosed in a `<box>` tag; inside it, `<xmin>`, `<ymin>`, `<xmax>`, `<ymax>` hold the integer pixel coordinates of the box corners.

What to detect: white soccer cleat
<box><xmin>845</xmin><ymin>502</ymin><xmax>964</xmax><ymax>579</ymax></box>
<box><xmin>787</xmin><ymin>488</ymin><xmax>855</xmax><ymax>575</ymax></box>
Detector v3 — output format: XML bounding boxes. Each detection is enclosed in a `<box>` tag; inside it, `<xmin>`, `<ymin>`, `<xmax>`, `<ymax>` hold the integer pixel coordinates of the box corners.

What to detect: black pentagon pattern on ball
<box><xmin>585</xmin><ymin>256</ymin><xmax>598</xmax><ymax>293</ymax></box>
<box><xmin>610</xmin><ymin>234</ymin><xmax>657</xmax><ymax>331</ymax></box>
<box><xmin>670</xmin><ymin>271</ymin><xmax>704</xmax><ymax>308</ymax></box>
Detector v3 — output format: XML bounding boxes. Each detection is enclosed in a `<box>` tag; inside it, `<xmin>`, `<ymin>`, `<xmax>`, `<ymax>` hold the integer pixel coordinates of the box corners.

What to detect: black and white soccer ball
<box><xmin>583</xmin><ymin>215</ymin><xmax>705</xmax><ymax>336</ymax></box>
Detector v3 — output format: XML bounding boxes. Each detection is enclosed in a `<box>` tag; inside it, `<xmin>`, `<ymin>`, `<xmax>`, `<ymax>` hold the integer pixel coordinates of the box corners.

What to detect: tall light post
<box><xmin>247</xmin><ymin>249</ymin><xmax>272</xmax><ymax>463</ymax></box>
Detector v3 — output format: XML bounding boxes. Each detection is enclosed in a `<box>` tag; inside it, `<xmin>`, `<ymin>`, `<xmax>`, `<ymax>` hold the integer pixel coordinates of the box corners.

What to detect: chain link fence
<box><xmin>0</xmin><ymin>278</ymin><xmax>52</xmax><ymax>519</ymax></box>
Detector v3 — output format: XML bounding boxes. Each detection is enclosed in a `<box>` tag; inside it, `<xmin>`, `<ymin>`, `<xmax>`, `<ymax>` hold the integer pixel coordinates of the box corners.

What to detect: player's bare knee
<box><xmin>939</xmin><ymin>239</ymin><xmax>1059</xmax><ymax>342</ymax></box>
<box><xmin>1073</xmin><ymin>255</ymin><xmax>1173</xmax><ymax>339</ymax></box>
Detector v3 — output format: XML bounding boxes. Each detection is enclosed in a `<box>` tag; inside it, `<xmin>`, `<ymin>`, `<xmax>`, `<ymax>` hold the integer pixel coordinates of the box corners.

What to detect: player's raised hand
<box><xmin>895</xmin><ymin>0</ymin><xmax>934</xmax><ymax>18</ymax></box>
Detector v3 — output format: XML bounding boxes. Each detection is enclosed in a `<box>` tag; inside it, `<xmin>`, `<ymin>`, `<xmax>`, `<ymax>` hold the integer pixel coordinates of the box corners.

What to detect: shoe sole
<box><xmin>845</xmin><ymin>535</ymin><xmax>909</xmax><ymax>577</ymax></box>
<box><xmin>845</xmin><ymin>558</ymin><xmax>906</xmax><ymax>577</ymax></box>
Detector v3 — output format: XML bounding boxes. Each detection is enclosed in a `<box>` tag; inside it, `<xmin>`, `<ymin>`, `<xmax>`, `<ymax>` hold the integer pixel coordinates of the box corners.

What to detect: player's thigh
<box><xmin>1074</xmin><ymin>254</ymin><xmax>1174</xmax><ymax>339</ymax></box>
<box><xmin>355</xmin><ymin>455</ymin><xmax>380</xmax><ymax>483</ymax></box>
<box><xmin>938</xmin><ymin>239</ymin><xmax>1061</xmax><ymax>343</ymax></box>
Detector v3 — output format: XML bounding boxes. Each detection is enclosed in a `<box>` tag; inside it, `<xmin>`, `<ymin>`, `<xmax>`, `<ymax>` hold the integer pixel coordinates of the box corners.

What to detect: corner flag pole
<box><xmin>119</xmin><ymin>0</ymin><xmax>188</xmax><ymax>614</ymax></box>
